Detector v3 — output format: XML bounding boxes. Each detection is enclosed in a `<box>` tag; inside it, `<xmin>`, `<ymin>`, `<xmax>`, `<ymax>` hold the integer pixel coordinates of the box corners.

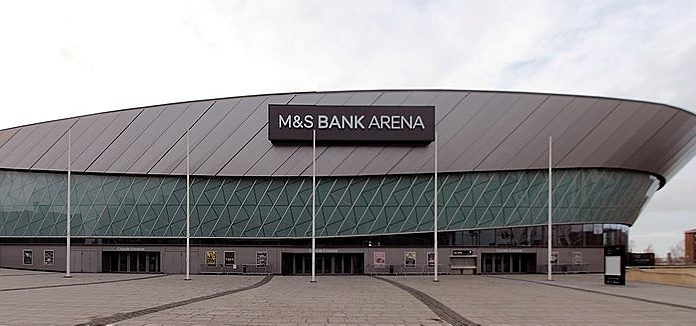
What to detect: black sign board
<box><xmin>628</xmin><ymin>252</ymin><xmax>655</xmax><ymax>266</ymax></box>
<box><xmin>268</xmin><ymin>104</ymin><xmax>435</xmax><ymax>144</ymax></box>
<box><xmin>452</xmin><ymin>249</ymin><xmax>474</xmax><ymax>256</ymax></box>
<box><xmin>604</xmin><ymin>245</ymin><xmax>626</xmax><ymax>285</ymax></box>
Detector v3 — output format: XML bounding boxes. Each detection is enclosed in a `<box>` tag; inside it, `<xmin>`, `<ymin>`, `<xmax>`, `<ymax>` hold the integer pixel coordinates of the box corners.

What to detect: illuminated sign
<box><xmin>268</xmin><ymin>104</ymin><xmax>434</xmax><ymax>144</ymax></box>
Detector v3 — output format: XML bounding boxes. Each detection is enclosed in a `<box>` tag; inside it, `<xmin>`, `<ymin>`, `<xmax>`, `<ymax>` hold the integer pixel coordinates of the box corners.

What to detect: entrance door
<box><xmin>102</xmin><ymin>251</ymin><xmax>161</xmax><ymax>273</ymax></box>
<box><xmin>481</xmin><ymin>253</ymin><xmax>536</xmax><ymax>274</ymax></box>
<box><xmin>281</xmin><ymin>253</ymin><xmax>364</xmax><ymax>275</ymax></box>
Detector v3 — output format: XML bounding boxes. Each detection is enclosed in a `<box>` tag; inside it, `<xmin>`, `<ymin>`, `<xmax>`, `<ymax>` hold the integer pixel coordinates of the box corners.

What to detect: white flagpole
<box><xmin>64</xmin><ymin>129</ymin><xmax>72</xmax><ymax>278</ymax></box>
<box><xmin>185</xmin><ymin>130</ymin><xmax>191</xmax><ymax>281</ymax></box>
<box><xmin>434</xmin><ymin>132</ymin><xmax>439</xmax><ymax>282</ymax></box>
<box><xmin>547</xmin><ymin>136</ymin><xmax>553</xmax><ymax>281</ymax></box>
<box><xmin>311</xmin><ymin>129</ymin><xmax>317</xmax><ymax>283</ymax></box>
<box><xmin>312</xmin><ymin>130</ymin><xmax>317</xmax><ymax>282</ymax></box>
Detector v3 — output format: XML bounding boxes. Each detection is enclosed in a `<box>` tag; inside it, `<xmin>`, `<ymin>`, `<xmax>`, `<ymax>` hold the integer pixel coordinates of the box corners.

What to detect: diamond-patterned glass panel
<box><xmin>0</xmin><ymin>169</ymin><xmax>659</xmax><ymax>238</ymax></box>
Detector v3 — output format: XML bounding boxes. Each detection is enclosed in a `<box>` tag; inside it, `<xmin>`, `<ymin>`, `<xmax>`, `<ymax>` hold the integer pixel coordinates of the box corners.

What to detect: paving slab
<box><xmin>116</xmin><ymin>276</ymin><xmax>444</xmax><ymax>326</ymax></box>
<box><xmin>0</xmin><ymin>273</ymin><xmax>262</xmax><ymax>326</ymax></box>
<box><xmin>2</xmin><ymin>271</ymin><xmax>694</xmax><ymax>325</ymax></box>
<box><xmin>384</xmin><ymin>274</ymin><xmax>696</xmax><ymax>326</ymax></box>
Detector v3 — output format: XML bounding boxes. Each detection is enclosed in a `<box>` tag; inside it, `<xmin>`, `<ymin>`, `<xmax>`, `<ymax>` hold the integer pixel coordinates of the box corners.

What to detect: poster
<box><xmin>373</xmin><ymin>251</ymin><xmax>386</xmax><ymax>268</ymax></box>
<box><xmin>256</xmin><ymin>251</ymin><xmax>268</xmax><ymax>267</ymax></box>
<box><xmin>572</xmin><ymin>251</ymin><xmax>582</xmax><ymax>265</ymax></box>
<box><xmin>23</xmin><ymin>249</ymin><xmax>33</xmax><ymax>265</ymax></box>
<box><xmin>44</xmin><ymin>250</ymin><xmax>54</xmax><ymax>266</ymax></box>
<box><xmin>427</xmin><ymin>251</ymin><xmax>435</xmax><ymax>267</ymax></box>
<box><xmin>205</xmin><ymin>250</ymin><xmax>217</xmax><ymax>266</ymax></box>
<box><xmin>224</xmin><ymin>251</ymin><xmax>236</xmax><ymax>266</ymax></box>
<box><xmin>404</xmin><ymin>252</ymin><xmax>416</xmax><ymax>267</ymax></box>
<box><xmin>551</xmin><ymin>252</ymin><xmax>559</xmax><ymax>265</ymax></box>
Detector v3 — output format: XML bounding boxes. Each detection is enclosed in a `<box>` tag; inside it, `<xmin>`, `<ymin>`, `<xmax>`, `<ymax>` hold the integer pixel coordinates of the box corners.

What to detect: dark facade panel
<box><xmin>71</xmin><ymin>109</ymin><xmax>142</xmax><ymax>172</ymax></box>
<box><xmin>419</xmin><ymin>92</ymin><xmax>496</xmax><ymax>173</ymax></box>
<box><xmin>191</xmin><ymin>97</ymin><xmax>263</xmax><ymax>174</ymax></box>
<box><xmin>648</xmin><ymin>113</ymin><xmax>696</xmax><ymax>176</ymax></box>
<box><xmin>106</xmin><ymin>104</ymin><xmax>188</xmax><ymax>173</ymax></box>
<box><xmin>390</xmin><ymin>92</ymin><xmax>470</xmax><ymax>174</ymax></box>
<box><xmin>558</xmin><ymin>101</ymin><xmax>636</xmax><ymax>167</ymax></box>
<box><xmin>626</xmin><ymin>112</ymin><xmax>696</xmax><ymax>177</ymax></box>
<box><xmin>663</xmin><ymin>134</ymin><xmax>696</xmax><ymax>181</ymax></box>
<box><xmin>149</xmin><ymin>100</ymin><xmax>233</xmax><ymax>175</ymax></box>
<box><xmin>32</xmin><ymin>113</ymin><xmax>110</xmax><ymax>171</ymax></box>
<box><xmin>2</xmin><ymin>121</ymin><xmax>57</xmax><ymax>168</ymax></box>
<box><xmin>131</xmin><ymin>101</ymin><xmax>211</xmax><ymax>174</ymax></box>
<box><xmin>0</xmin><ymin>90</ymin><xmax>693</xmax><ymax>185</ymax></box>
<box><xmin>459</xmin><ymin>94</ymin><xmax>547</xmax><ymax>171</ymax></box>
<box><xmin>86</xmin><ymin>106</ymin><xmax>166</xmax><ymax>173</ymax></box>
<box><xmin>532</xmin><ymin>97</ymin><xmax>614</xmax><ymax>169</ymax></box>
<box><xmin>502</xmin><ymin>96</ymin><xmax>597</xmax><ymax>170</ymax></box>
<box><xmin>478</xmin><ymin>95</ymin><xmax>571</xmax><ymax>170</ymax></box>
<box><xmin>0</xmin><ymin>128</ymin><xmax>18</xmax><ymax>150</ymax></box>
<box><xmin>0</xmin><ymin>124</ymin><xmax>42</xmax><ymax>168</ymax></box>
<box><xmin>440</xmin><ymin>93</ymin><xmax>523</xmax><ymax>171</ymax></box>
<box><xmin>603</xmin><ymin>103</ymin><xmax>675</xmax><ymax>167</ymax></box>
<box><xmin>213</xmin><ymin>94</ymin><xmax>295</xmax><ymax>176</ymax></box>
<box><xmin>14</xmin><ymin>118</ymin><xmax>77</xmax><ymax>169</ymax></box>
<box><xmin>584</xmin><ymin>102</ymin><xmax>661</xmax><ymax>167</ymax></box>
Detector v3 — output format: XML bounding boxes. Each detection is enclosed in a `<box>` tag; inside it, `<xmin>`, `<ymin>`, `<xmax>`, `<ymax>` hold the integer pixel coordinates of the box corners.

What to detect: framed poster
<box><xmin>551</xmin><ymin>252</ymin><xmax>559</xmax><ymax>265</ymax></box>
<box><xmin>205</xmin><ymin>250</ymin><xmax>217</xmax><ymax>266</ymax></box>
<box><xmin>572</xmin><ymin>251</ymin><xmax>582</xmax><ymax>265</ymax></box>
<box><xmin>23</xmin><ymin>249</ymin><xmax>33</xmax><ymax>265</ymax></box>
<box><xmin>427</xmin><ymin>251</ymin><xmax>435</xmax><ymax>267</ymax></box>
<box><xmin>256</xmin><ymin>251</ymin><xmax>268</xmax><ymax>267</ymax></box>
<box><xmin>373</xmin><ymin>251</ymin><xmax>386</xmax><ymax>268</ymax></box>
<box><xmin>404</xmin><ymin>252</ymin><xmax>416</xmax><ymax>267</ymax></box>
<box><xmin>44</xmin><ymin>250</ymin><xmax>54</xmax><ymax>266</ymax></box>
<box><xmin>224</xmin><ymin>251</ymin><xmax>236</xmax><ymax>267</ymax></box>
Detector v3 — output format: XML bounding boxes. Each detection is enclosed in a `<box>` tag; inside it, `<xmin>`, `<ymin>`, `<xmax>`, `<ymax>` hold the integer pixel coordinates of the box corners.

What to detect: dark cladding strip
<box><xmin>0</xmin><ymin>274</ymin><xmax>167</xmax><ymax>292</ymax></box>
<box><xmin>373</xmin><ymin>276</ymin><xmax>479</xmax><ymax>326</ymax></box>
<box><xmin>76</xmin><ymin>274</ymin><xmax>273</xmax><ymax>326</ymax></box>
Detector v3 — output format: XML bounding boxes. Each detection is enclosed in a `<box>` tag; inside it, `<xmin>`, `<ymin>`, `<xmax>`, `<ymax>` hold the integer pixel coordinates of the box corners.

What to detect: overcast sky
<box><xmin>1</xmin><ymin>0</ymin><xmax>694</xmax><ymax>256</ymax></box>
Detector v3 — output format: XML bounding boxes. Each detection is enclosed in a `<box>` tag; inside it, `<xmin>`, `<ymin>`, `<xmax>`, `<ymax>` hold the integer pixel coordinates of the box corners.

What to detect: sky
<box><xmin>0</xmin><ymin>0</ymin><xmax>694</xmax><ymax>256</ymax></box>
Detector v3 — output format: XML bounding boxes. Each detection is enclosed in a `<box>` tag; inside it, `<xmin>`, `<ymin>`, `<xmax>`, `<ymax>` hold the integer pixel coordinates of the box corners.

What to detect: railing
<box><xmin>365</xmin><ymin>264</ymin><xmax>449</xmax><ymax>275</ymax></box>
<box><xmin>199</xmin><ymin>264</ymin><xmax>272</xmax><ymax>275</ymax></box>
<box><xmin>539</xmin><ymin>263</ymin><xmax>590</xmax><ymax>273</ymax></box>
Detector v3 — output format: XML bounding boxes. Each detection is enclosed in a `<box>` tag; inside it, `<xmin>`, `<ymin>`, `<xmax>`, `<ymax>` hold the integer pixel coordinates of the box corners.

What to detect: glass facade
<box><xmin>448</xmin><ymin>223</ymin><xmax>628</xmax><ymax>247</ymax></box>
<box><xmin>0</xmin><ymin>168</ymin><xmax>657</xmax><ymax>238</ymax></box>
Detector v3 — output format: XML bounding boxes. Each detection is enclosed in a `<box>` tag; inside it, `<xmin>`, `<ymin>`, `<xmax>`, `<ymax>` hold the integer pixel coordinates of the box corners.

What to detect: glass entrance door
<box><xmin>102</xmin><ymin>251</ymin><xmax>160</xmax><ymax>273</ymax></box>
<box><xmin>481</xmin><ymin>253</ymin><xmax>536</xmax><ymax>274</ymax></box>
<box><xmin>281</xmin><ymin>253</ymin><xmax>364</xmax><ymax>275</ymax></box>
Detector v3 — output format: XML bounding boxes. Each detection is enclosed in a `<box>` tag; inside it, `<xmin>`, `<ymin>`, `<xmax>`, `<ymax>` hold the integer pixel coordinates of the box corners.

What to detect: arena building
<box><xmin>0</xmin><ymin>90</ymin><xmax>695</xmax><ymax>275</ymax></box>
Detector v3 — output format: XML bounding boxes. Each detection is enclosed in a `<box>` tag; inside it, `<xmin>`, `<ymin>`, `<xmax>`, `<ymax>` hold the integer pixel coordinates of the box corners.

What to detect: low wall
<box><xmin>627</xmin><ymin>267</ymin><xmax>696</xmax><ymax>287</ymax></box>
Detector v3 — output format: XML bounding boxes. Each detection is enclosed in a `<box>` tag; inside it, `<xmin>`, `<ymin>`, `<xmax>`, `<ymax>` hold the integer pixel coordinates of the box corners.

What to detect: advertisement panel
<box><xmin>205</xmin><ymin>250</ymin><xmax>217</xmax><ymax>266</ymax></box>
<box><xmin>373</xmin><ymin>251</ymin><xmax>386</xmax><ymax>268</ymax></box>
<box><xmin>23</xmin><ymin>249</ymin><xmax>33</xmax><ymax>265</ymax></box>
<box><xmin>256</xmin><ymin>251</ymin><xmax>268</xmax><ymax>268</ymax></box>
<box><xmin>44</xmin><ymin>250</ymin><xmax>54</xmax><ymax>266</ymax></box>
<box><xmin>404</xmin><ymin>252</ymin><xmax>416</xmax><ymax>267</ymax></box>
<box><xmin>224</xmin><ymin>251</ymin><xmax>236</xmax><ymax>267</ymax></box>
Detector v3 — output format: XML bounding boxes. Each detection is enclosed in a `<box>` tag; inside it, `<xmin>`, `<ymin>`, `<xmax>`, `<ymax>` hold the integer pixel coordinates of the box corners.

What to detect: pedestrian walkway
<box><xmin>385</xmin><ymin>274</ymin><xmax>696</xmax><ymax>325</ymax></box>
<box><xmin>1</xmin><ymin>269</ymin><xmax>695</xmax><ymax>325</ymax></box>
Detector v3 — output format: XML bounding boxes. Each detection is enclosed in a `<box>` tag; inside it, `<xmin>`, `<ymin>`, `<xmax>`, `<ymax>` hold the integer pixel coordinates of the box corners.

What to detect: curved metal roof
<box><xmin>0</xmin><ymin>90</ymin><xmax>694</xmax><ymax>184</ymax></box>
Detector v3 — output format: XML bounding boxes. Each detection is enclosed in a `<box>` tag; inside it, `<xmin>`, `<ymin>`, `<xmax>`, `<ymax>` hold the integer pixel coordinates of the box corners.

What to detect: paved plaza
<box><xmin>0</xmin><ymin>268</ymin><xmax>694</xmax><ymax>325</ymax></box>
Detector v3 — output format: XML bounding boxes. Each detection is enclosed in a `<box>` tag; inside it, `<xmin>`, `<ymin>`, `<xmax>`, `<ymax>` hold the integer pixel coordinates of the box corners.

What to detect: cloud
<box><xmin>0</xmin><ymin>0</ymin><xmax>694</xmax><ymax>256</ymax></box>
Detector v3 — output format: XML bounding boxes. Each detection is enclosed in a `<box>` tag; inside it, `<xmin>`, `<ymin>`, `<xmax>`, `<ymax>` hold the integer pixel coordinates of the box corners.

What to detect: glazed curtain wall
<box><xmin>0</xmin><ymin>169</ymin><xmax>658</xmax><ymax>238</ymax></box>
